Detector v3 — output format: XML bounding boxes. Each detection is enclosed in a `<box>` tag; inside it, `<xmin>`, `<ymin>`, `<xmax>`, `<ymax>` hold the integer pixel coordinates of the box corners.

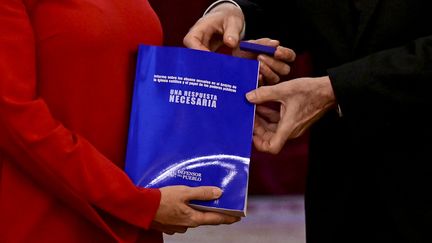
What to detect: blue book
<box><xmin>125</xmin><ymin>44</ymin><xmax>259</xmax><ymax>217</ymax></box>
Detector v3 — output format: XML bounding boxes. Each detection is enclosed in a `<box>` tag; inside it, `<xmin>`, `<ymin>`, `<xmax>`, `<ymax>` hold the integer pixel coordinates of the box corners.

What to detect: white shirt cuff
<box><xmin>336</xmin><ymin>104</ymin><xmax>343</xmax><ymax>117</ymax></box>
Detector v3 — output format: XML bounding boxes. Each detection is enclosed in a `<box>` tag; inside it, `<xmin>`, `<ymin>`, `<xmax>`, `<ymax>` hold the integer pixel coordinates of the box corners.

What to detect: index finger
<box><xmin>183</xmin><ymin>31</ymin><xmax>211</xmax><ymax>51</ymax></box>
<box><xmin>184</xmin><ymin>186</ymin><xmax>222</xmax><ymax>201</ymax></box>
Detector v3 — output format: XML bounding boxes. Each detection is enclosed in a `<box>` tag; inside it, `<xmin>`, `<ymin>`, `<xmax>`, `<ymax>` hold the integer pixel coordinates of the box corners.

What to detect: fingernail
<box><xmin>213</xmin><ymin>188</ymin><xmax>222</xmax><ymax>197</ymax></box>
<box><xmin>246</xmin><ymin>91</ymin><xmax>255</xmax><ymax>101</ymax></box>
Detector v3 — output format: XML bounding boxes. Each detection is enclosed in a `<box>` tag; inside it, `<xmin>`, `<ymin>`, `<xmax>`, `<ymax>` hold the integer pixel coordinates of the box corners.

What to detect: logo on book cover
<box><xmin>140</xmin><ymin>154</ymin><xmax>249</xmax><ymax>190</ymax></box>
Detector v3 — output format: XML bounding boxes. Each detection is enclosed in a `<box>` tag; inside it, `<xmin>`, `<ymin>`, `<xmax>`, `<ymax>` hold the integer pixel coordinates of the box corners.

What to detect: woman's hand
<box><xmin>151</xmin><ymin>185</ymin><xmax>240</xmax><ymax>235</ymax></box>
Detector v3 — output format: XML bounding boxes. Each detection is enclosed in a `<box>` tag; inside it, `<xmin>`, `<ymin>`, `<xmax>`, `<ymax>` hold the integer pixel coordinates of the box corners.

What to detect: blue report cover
<box><xmin>125</xmin><ymin>44</ymin><xmax>259</xmax><ymax>217</ymax></box>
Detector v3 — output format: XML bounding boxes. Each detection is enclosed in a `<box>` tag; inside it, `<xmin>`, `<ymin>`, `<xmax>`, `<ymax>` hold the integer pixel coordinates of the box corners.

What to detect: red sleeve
<box><xmin>0</xmin><ymin>0</ymin><xmax>160</xmax><ymax>232</ymax></box>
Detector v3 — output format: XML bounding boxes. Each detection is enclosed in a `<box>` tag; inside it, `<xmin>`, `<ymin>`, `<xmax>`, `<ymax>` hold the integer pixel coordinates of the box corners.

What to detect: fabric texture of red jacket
<box><xmin>0</xmin><ymin>0</ymin><xmax>164</xmax><ymax>242</ymax></box>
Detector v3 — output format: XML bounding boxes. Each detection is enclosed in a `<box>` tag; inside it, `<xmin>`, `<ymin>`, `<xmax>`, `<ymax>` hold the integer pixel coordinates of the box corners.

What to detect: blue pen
<box><xmin>239</xmin><ymin>41</ymin><xmax>276</xmax><ymax>56</ymax></box>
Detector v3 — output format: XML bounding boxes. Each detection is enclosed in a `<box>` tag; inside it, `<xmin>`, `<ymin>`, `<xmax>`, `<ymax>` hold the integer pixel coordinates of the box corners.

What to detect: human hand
<box><xmin>245</xmin><ymin>76</ymin><xmax>337</xmax><ymax>154</ymax></box>
<box><xmin>151</xmin><ymin>185</ymin><xmax>240</xmax><ymax>235</ymax></box>
<box><xmin>183</xmin><ymin>3</ymin><xmax>244</xmax><ymax>51</ymax></box>
<box><xmin>233</xmin><ymin>38</ymin><xmax>296</xmax><ymax>85</ymax></box>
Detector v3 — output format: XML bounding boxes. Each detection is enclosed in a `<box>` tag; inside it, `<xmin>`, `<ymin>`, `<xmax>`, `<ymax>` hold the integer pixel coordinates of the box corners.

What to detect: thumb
<box><xmin>223</xmin><ymin>16</ymin><xmax>243</xmax><ymax>48</ymax></box>
<box><xmin>185</xmin><ymin>186</ymin><xmax>223</xmax><ymax>201</ymax></box>
<box><xmin>246</xmin><ymin>86</ymin><xmax>277</xmax><ymax>104</ymax></box>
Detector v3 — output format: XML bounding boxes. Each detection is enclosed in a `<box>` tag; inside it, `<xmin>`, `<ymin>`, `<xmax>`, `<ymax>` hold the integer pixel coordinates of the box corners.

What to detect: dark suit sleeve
<box><xmin>235</xmin><ymin>0</ymin><xmax>307</xmax><ymax>53</ymax></box>
<box><xmin>328</xmin><ymin>35</ymin><xmax>432</xmax><ymax>129</ymax></box>
<box><xmin>328</xmin><ymin>34</ymin><xmax>432</xmax><ymax>243</ymax></box>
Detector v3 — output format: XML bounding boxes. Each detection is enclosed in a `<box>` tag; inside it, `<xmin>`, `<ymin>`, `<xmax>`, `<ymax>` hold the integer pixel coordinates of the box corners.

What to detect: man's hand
<box><xmin>183</xmin><ymin>4</ymin><xmax>295</xmax><ymax>86</ymax></box>
<box><xmin>183</xmin><ymin>3</ymin><xmax>244</xmax><ymax>51</ymax></box>
<box><xmin>246</xmin><ymin>76</ymin><xmax>337</xmax><ymax>154</ymax></box>
<box><xmin>233</xmin><ymin>38</ymin><xmax>296</xmax><ymax>85</ymax></box>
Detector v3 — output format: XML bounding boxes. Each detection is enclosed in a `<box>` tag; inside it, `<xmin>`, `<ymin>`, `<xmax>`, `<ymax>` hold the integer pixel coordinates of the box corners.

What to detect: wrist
<box><xmin>317</xmin><ymin>76</ymin><xmax>338</xmax><ymax>111</ymax></box>
<box><xmin>203</xmin><ymin>0</ymin><xmax>242</xmax><ymax>16</ymax></box>
<box><xmin>320</xmin><ymin>76</ymin><xmax>343</xmax><ymax>117</ymax></box>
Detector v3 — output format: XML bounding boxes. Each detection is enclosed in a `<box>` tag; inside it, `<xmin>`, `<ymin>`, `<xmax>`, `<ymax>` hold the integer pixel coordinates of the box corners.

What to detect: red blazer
<box><xmin>0</xmin><ymin>1</ymin><xmax>164</xmax><ymax>242</ymax></box>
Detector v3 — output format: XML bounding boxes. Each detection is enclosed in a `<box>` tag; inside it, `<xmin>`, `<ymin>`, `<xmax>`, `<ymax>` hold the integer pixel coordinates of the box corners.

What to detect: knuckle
<box><xmin>254</xmin><ymin>89</ymin><xmax>263</xmax><ymax>100</ymax></box>
<box><xmin>202</xmin><ymin>188</ymin><xmax>213</xmax><ymax>199</ymax></box>
<box><xmin>260</xmin><ymin>86</ymin><xmax>272</xmax><ymax>96</ymax></box>
<box><xmin>179</xmin><ymin>205</ymin><xmax>192</xmax><ymax>216</ymax></box>
<box><xmin>188</xmin><ymin>217</ymin><xmax>200</xmax><ymax>228</ymax></box>
<box><xmin>290</xmin><ymin>50</ymin><xmax>297</xmax><ymax>61</ymax></box>
<box><xmin>177</xmin><ymin>185</ymin><xmax>189</xmax><ymax>192</ymax></box>
<box><xmin>182</xmin><ymin>36</ymin><xmax>190</xmax><ymax>45</ymax></box>
<box><xmin>269</xmin><ymin>144</ymin><xmax>282</xmax><ymax>154</ymax></box>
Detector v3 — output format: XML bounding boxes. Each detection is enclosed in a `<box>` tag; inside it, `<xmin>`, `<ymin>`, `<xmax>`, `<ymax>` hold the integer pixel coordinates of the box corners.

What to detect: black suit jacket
<box><xmin>236</xmin><ymin>1</ymin><xmax>432</xmax><ymax>242</ymax></box>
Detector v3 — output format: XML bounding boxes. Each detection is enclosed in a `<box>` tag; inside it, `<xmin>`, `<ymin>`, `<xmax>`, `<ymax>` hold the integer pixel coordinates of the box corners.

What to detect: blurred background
<box><xmin>149</xmin><ymin>1</ymin><xmax>311</xmax><ymax>242</ymax></box>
